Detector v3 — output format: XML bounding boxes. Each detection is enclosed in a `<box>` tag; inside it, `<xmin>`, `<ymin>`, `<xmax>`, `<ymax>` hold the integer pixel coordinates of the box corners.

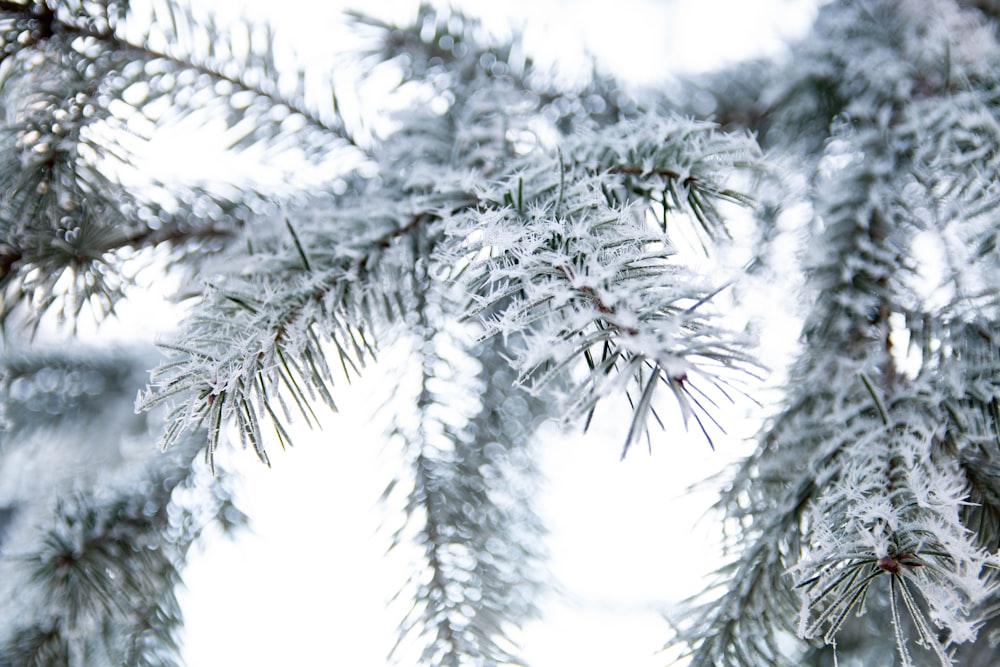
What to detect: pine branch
<box><xmin>134</xmin><ymin>6</ymin><xmax>587</xmax><ymax>462</ymax></box>
<box><xmin>0</xmin><ymin>347</ymin><xmax>245</xmax><ymax>666</ymax></box>
<box><xmin>385</xmin><ymin>258</ymin><xmax>543</xmax><ymax>665</ymax></box>
<box><xmin>0</xmin><ymin>0</ymin><xmax>362</xmax><ymax>330</ymax></box>
<box><xmin>12</xmin><ymin>2</ymin><xmax>1000</xmax><ymax>667</ymax></box>
<box><xmin>349</xmin><ymin>4</ymin><xmax>639</xmax><ymax>141</ymax></box>
<box><xmin>454</xmin><ymin>117</ymin><xmax>760</xmax><ymax>453</ymax></box>
<box><xmin>134</xmin><ymin>200</ymin><xmax>445</xmax><ymax>464</ymax></box>
<box><xmin>1</xmin><ymin>0</ymin><xmax>352</xmax><ymax>146</ymax></box>
<box><xmin>676</xmin><ymin>5</ymin><xmax>1000</xmax><ymax>662</ymax></box>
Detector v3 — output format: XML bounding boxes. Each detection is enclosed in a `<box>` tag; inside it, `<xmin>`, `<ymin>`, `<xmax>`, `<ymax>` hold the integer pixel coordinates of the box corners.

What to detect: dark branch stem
<box><xmin>1</xmin><ymin>224</ymin><xmax>237</xmax><ymax>291</ymax></box>
<box><xmin>116</xmin><ymin>222</ymin><xmax>238</xmax><ymax>252</ymax></box>
<box><xmin>0</xmin><ymin>247</ymin><xmax>23</xmax><ymax>286</ymax></box>
<box><xmin>358</xmin><ymin>212</ymin><xmax>434</xmax><ymax>271</ymax></box>
<box><xmin>607</xmin><ymin>164</ymin><xmax>700</xmax><ymax>185</ymax></box>
<box><xmin>553</xmin><ymin>263</ymin><xmax>639</xmax><ymax>335</ymax></box>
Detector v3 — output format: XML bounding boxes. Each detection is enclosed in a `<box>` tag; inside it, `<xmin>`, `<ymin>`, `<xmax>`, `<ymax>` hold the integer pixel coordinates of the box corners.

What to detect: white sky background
<box><xmin>166</xmin><ymin>1</ymin><xmax>820</xmax><ymax>666</ymax></box>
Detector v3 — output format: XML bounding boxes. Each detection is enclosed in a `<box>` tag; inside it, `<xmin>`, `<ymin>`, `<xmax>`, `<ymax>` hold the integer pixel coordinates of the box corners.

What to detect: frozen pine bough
<box><xmin>3</xmin><ymin>1</ymin><xmax>1000</xmax><ymax>665</ymax></box>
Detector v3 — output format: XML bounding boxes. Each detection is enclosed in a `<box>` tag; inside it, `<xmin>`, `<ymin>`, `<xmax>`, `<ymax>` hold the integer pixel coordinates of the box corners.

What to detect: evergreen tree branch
<box><xmin>453</xmin><ymin>116</ymin><xmax>760</xmax><ymax>453</ymax></box>
<box><xmin>676</xmin><ymin>4</ymin><xmax>1000</xmax><ymax>661</ymax></box>
<box><xmin>0</xmin><ymin>347</ymin><xmax>245</xmax><ymax>666</ymax></box>
<box><xmin>0</xmin><ymin>0</ymin><xmax>361</xmax><ymax>330</ymax></box>
<box><xmin>0</xmin><ymin>0</ymin><xmax>353</xmax><ymax>147</ymax></box>
<box><xmin>385</xmin><ymin>253</ymin><xmax>544</xmax><ymax>665</ymax></box>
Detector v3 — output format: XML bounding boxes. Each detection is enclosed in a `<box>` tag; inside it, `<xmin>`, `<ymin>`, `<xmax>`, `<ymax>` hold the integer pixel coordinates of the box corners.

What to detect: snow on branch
<box><xmin>452</xmin><ymin>115</ymin><xmax>761</xmax><ymax>454</ymax></box>
<box><xmin>134</xmin><ymin>207</ymin><xmax>424</xmax><ymax>464</ymax></box>
<box><xmin>792</xmin><ymin>396</ymin><xmax>999</xmax><ymax>664</ymax></box>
